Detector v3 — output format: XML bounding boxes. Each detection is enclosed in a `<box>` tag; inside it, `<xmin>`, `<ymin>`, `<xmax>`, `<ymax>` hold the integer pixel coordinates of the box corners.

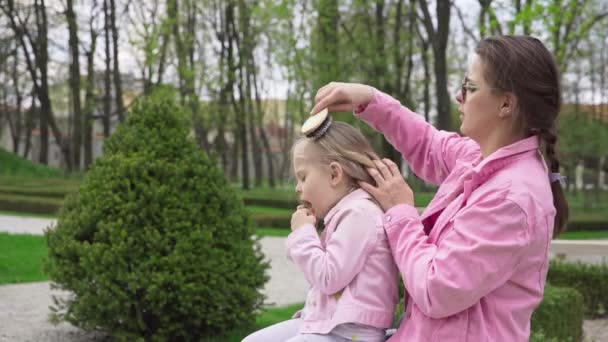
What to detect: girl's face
<box><xmin>292</xmin><ymin>141</ymin><xmax>343</xmax><ymax>220</ymax></box>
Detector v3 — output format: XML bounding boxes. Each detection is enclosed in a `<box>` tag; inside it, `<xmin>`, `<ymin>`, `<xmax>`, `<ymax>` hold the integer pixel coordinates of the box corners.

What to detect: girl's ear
<box><xmin>328</xmin><ymin>162</ymin><xmax>344</xmax><ymax>186</ymax></box>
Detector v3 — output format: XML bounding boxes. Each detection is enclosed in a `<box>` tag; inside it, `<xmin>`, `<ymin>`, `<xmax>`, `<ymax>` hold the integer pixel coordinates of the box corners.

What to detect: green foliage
<box><xmin>531</xmin><ymin>285</ymin><xmax>584</xmax><ymax>342</ymax></box>
<box><xmin>44</xmin><ymin>88</ymin><xmax>269</xmax><ymax>340</ymax></box>
<box><xmin>547</xmin><ymin>260</ymin><xmax>608</xmax><ymax>318</ymax></box>
<box><xmin>529</xmin><ymin>330</ymin><xmax>561</xmax><ymax>342</ymax></box>
<box><xmin>559</xmin><ymin>113</ymin><xmax>608</xmax><ymax>169</ymax></box>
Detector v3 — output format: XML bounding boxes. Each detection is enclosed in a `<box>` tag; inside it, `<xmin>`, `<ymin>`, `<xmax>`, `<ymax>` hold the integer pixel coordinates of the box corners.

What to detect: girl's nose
<box><xmin>295</xmin><ymin>183</ymin><xmax>302</xmax><ymax>194</ymax></box>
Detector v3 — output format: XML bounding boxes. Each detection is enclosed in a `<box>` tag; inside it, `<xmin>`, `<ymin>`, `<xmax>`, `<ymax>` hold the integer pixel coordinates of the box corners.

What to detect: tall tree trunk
<box><xmin>252</xmin><ymin>67</ymin><xmax>275</xmax><ymax>188</ymax></box>
<box><xmin>36</xmin><ymin>0</ymin><xmax>69</xmax><ymax>166</ymax></box>
<box><xmin>110</xmin><ymin>0</ymin><xmax>124</xmax><ymax>122</ymax></box>
<box><xmin>23</xmin><ymin>92</ymin><xmax>35</xmax><ymax>159</ymax></box>
<box><xmin>419</xmin><ymin>0</ymin><xmax>452</xmax><ymax>130</ymax></box>
<box><xmin>66</xmin><ymin>0</ymin><xmax>82</xmax><ymax>170</ymax></box>
<box><xmin>227</xmin><ymin>1</ymin><xmax>249</xmax><ymax>189</ymax></box>
<box><xmin>84</xmin><ymin>18</ymin><xmax>99</xmax><ymax>169</ymax></box>
<box><xmin>238</xmin><ymin>0</ymin><xmax>262</xmax><ymax>187</ymax></box>
<box><xmin>170</xmin><ymin>0</ymin><xmax>206</xmax><ymax>149</ymax></box>
<box><xmin>103</xmin><ymin>0</ymin><xmax>112</xmax><ymax>138</ymax></box>
<box><xmin>9</xmin><ymin>46</ymin><xmax>23</xmax><ymax>154</ymax></box>
<box><xmin>313</xmin><ymin>0</ymin><xmax>340</xmax><ymax>91</ymax></box>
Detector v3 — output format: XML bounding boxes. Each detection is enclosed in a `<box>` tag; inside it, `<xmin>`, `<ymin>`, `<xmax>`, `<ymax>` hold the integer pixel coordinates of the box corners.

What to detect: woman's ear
<box><xmin>500</xmin><ymin>92</ymin><xmax>518</xmax><ymax>118</ymax></box>
<box><xmin>329</xmin><ymin>162</ymin><xmax>344</xmax><ymax>186</ymax></box>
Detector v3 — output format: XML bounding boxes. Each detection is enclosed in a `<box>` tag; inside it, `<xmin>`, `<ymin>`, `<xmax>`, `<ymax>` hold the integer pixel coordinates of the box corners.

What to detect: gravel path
<box><xmin>0</xmin><ymin>214</ymin><xmax>606</xmax><ymax>341</ymax></box>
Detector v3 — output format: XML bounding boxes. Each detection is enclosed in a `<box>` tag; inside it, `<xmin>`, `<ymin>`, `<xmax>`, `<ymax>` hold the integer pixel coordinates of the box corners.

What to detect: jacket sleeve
<box><xmin>382</xmin><ymin>196</ymin><xmax>530</xmax><ymax>318</ymax></box>
<box><xmin>285</xmin><ymin>205</ymin><xmax>379</xmax><ymax>295</ymax></box>
<box><xmin>354</xmin><ymin>88</ymin><xmax>479</xmax><ymax>185</ymax></box>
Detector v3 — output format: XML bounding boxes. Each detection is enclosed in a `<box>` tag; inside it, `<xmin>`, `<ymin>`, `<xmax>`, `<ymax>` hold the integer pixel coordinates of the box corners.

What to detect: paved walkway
<box><xmin>0</xmin><ymin>214</ymin><xmax>607</xmax><ymax>341</ymax></box>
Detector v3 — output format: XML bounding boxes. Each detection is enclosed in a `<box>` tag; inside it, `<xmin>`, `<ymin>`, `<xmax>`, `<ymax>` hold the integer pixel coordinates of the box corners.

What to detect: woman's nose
<box><xmin>455</xmin><ymin>90</ymin><xmax>463</xmax><ymax>104</ymax></box>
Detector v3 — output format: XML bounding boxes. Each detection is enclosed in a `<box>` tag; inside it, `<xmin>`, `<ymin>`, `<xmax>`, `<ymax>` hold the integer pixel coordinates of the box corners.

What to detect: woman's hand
<box><xmin>358</xmin><ymin>159</ymin><xmax>415</xmax><ymax>212</ymax></box>
<box><xmin>291</xmin><ymin>205</ymin><xmax>317</xmax><ymax>231</ymax></box>
<box><xmin>310</xmin><ymin>82</ymin><xmax>374</xmax><ymax>115</ymax></box>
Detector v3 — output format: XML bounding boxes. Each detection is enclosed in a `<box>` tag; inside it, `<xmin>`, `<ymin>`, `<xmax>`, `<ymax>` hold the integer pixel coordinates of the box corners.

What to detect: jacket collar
<box><xmin>471</xmin><ymin>135</ymin><xmax>541</xmax><ymax>180</ymax></box>
<box><xmin>323</xmin><ymin>188</ymin><xmax>372</xmax><ymax>225</ymax></box>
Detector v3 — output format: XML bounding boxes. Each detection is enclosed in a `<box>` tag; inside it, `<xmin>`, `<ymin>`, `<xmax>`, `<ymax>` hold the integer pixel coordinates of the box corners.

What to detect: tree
<box><xmin>45</xmin><ymin>88</ymin><xmax>268</xmax><ymax>340</ymax></box>
<box><xmin>1</xmin><ymin>0</ymin><xmax>70</xmax><ymax>166</ymax></box>
<box><xmin>418</xmin><ymin>0</ymin><xmax>452</xmax><ymax>130</ymax></box>
<box><xmin>66</xmin><ymin>0</ymin><xmax>83</xmax><ymax>170</ymax></box>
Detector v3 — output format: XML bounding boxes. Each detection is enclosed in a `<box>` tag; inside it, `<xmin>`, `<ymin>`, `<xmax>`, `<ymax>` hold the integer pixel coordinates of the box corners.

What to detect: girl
<box><xmin>243</xmin><ymin>112</ymin><xmax>399</xmax><ymax>342</ymax></box>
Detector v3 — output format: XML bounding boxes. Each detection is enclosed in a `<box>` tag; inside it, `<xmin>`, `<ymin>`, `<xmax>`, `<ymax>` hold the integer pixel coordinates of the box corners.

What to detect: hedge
<box><xmin>531</xmin><ymin>285</ymin><xmax>584</xmax><ymax>342</ymax></box>
<box><xmin>547</xmin><ymin>260</ymin><xmax>608</xmax><ymax>318</ymax></box>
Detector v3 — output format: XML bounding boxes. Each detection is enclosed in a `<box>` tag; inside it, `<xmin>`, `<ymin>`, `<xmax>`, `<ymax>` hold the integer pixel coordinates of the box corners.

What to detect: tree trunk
<box><xmin>9</xmin><ymin>46</ymin><xmax>23</xmax><ymax>154</ymax></box>
<box><xmin>84</xmin><ymin>18</ymin><xmax>99</xmax><ymax>169</ymax></box>
<box><xmin>110</xmin><ymin>0</ymin><xmax>124</xmax><ymax>122</ymax></box>
<box><xmin>66</xmin><ymin>0</ymin><xmax>82</xmax><ymax>170</ymax></box>
<box><xmin>419</xmin><ymin>0</ymin><xmax>452</xmax><ymax>130</ymax></box>
<box><xmin>23</xmin><ymin>93</ymin><xmax>35</xmax><ymax>159</ymax></box>
<box><xmin>103</xmin><ymin>0</ymin><xmax>112</xmax><ymax>138</ymax></box>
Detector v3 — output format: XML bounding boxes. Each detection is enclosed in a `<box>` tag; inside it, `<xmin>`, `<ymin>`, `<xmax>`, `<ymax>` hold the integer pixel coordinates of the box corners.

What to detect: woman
<box><xmin>310</xmin><ymin>36</ymin><xmax>568</xmax><ymax>341</ymax></box>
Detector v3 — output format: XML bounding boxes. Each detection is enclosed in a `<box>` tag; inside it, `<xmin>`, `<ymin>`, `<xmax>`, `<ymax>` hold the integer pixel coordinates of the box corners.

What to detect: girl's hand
<box><xmin>358</xmin><ymin>159</ymin><xmax>415</xmax><ymax>212</ymax></box>
<box><xmin>291</xmin><ymin>205</ymin><xmax>317</xmax><ymax>231</ymax></box>
<box><xmin>310</xmin><ymin>82</ymin><xmax>374</xmax><ymax>115</ymax></box>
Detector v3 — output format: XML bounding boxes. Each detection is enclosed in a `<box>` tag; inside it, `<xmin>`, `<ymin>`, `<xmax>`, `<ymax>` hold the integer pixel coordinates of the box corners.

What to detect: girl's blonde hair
<box><xmin>293</xmin><ymin>121</ymin><xmax>380</xmax><ymax>187</ymax></box>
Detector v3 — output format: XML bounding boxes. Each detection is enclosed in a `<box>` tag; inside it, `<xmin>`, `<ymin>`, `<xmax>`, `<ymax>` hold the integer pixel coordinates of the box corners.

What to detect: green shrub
<box><xmin>529</xmin><ymin>330</ymin><xmax>560</xmax><ymax>342</ymax></box>
<box><xmin>547</xmin><ymin>260</ymin><xmax>608</xmax><ymax>318</ymax></box>
<box><xmin>531</xmin><ymin>285</ymin><xmax>584</xmax><ymax>342</ymax></box>
<box><xmin>44</xmin><ymin>88</ymin><xmax>269</xmax><ymax>341</ymax></box>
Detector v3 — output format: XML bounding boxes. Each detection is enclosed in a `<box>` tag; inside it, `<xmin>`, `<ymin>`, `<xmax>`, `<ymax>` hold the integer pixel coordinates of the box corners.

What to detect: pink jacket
<box><xmin>356</xmin><ymin>89</ymin><xmax>555</xmax><ymax>341</ymax></box>
<box><xmin>286</xmin><ymin>189</ymin><xmax>399</xmax><ymax>334</ymax></box>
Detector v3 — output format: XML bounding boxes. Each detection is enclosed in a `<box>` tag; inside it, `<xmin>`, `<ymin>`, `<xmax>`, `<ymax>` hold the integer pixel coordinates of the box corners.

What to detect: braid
<box><xmin>537</xmin><ymin>127</ymin><xmax>569</xmax><ymax>238</ymax></box>
<box><xmin>540</xmin><ymin>128</ymin><xmax>559</xmax><ymax>173</ymax></box>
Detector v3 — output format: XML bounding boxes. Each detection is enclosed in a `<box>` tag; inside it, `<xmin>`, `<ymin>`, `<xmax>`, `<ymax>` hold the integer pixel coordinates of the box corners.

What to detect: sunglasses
<box><xmin>461</xmin><ymin>77</ymin><xmax>480</xmax><ymax>102</ymax></box>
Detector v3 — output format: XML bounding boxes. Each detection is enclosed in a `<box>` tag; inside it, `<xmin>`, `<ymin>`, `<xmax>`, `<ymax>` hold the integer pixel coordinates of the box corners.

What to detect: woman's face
<box><xmin>455</xmin><ymin>54</ymin><xmax>505</xmax><ymax>143</ymax></box>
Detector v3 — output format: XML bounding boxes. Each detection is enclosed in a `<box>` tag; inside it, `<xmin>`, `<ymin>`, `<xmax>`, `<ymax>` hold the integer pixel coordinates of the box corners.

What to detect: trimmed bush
<box><xmin>529</xmin><ymin>330</ymin><xmax>560</xmax><ymax>342</ymax></box>
<box><xmin>547</xmin><ymin>260</ymin><xmax>608</xmax><ymax>318</ymax></box>
<box><xmin>531</xmin><ymin>285</ymin><xmax>584</xmax><ymax>342</ymax></box>
<box><xmin>44</xmin><ymin>88</ymin><xmax>269</xmax><ymax>341</ymax></box>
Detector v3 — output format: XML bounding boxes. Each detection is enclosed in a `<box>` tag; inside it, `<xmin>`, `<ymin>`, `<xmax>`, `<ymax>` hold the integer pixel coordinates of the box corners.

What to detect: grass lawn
<box><xmin>0</xmin><ymin>232</ymin><xmax>48</xmax><ymax>285</ymax></box>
